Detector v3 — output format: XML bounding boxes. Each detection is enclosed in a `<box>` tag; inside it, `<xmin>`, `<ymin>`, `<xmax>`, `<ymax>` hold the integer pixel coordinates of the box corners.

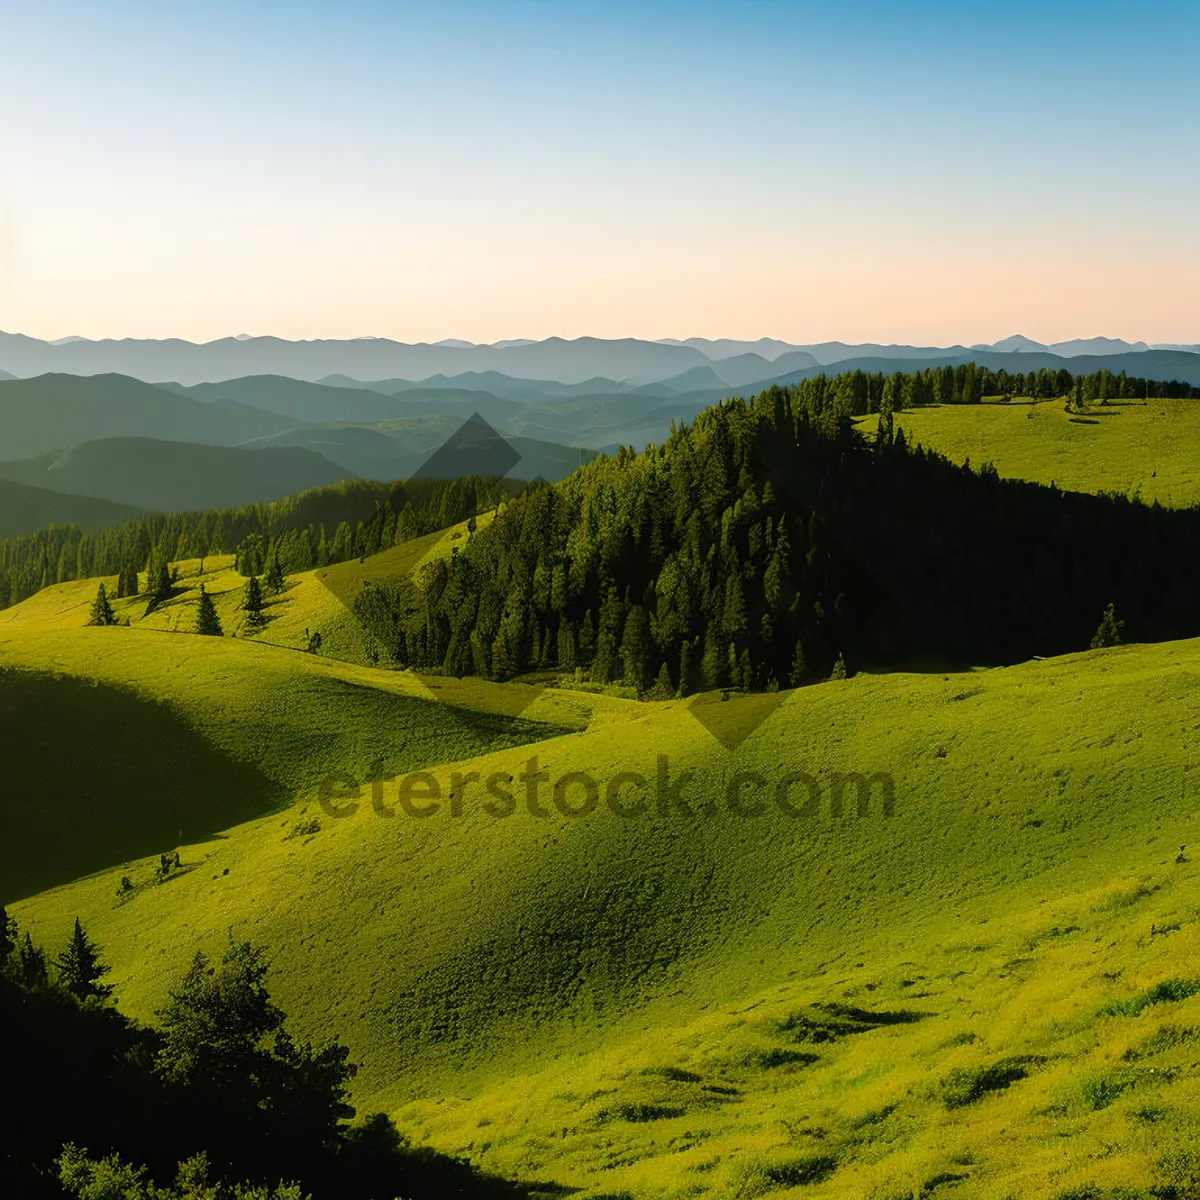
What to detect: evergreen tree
<box><xmin>236</xmin><ymin>533</ymin><xmax>267</xmax><ymax>578</ymax></box>
<box><xmin>155</xmin><ymin>936</ymin><xmax>356</xmax><ymax>1144</ymax></box>
<box><xmin>789</xmin><ymin>639</ymin><xmax>808</xmax><ymax>687</ymax></box>
<box><xmin>152</xmin><ymin>562</ymin><xmax>172</xmax><ymax>601</ymax></box>
<box><xmin>578</xmin><ymin>610</ymin><xmax>596</xmax><ymax>665</ymax></box>
<box><xmin>1090</xmin><ymin>602</ymin><xmax>1124</xmax><ymax>649</ymax></box>
<box><xmin>17</xmin><ymin>931</ymin><xmax>48</xmax><ymax>989</ymax></box>
<box><xmin>88</xmin><ymin>583</ymin><xmax>116</xmax><ymax>627</ymax></box>
<box><xmin>700</xmin><ymin>626</ymin><xmax>724</xmax><ymax>690</ymax></box>
<box><xmin>557</xmin><ymin>620</ymin><xmax>576</xmax><ymax>670</ymax></box>
<box><xmin>678</xmin><ymin>638</ymin><xmax>693</xmax><ymax>696</ymax></box>
<box><xmin>620</xmin><ymin>604</ymin><xmax>651</xmax><ymax>692</ymax></box>
<box><xmin>54</xmin><ymin>917</ymin><xmax>113</xmax><ymax>1002</ymax></box>
<box><xmin>242</xmin><ymin>575</ymin><xmax>267</xmax><ymax>630</ymax></box>
<box><xmin>195</xmin><ymin>585</ymin><xmax>223</xmax><ymax>637</ymax></box>
<box><xmin>265</xmin><ymin>551</ymin><xmax>286</xmax><ymax>595</ymax></box>
<box><xmin>829</xmin><ymin>653</ymin><xmax>847</xmax><ymax>680</ymax></box>
<box><xmin>645</xmin><ymin>662</ymin><xmax>674</xmax><ymax>700</ymax></box>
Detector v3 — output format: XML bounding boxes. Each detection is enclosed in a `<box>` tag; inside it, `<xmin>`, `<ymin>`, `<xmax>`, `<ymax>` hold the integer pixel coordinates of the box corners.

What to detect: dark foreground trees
<box><xmin>0</xmin><ymin>918</ymin><xmax>530</xmax><ymax>1199</ymax></box>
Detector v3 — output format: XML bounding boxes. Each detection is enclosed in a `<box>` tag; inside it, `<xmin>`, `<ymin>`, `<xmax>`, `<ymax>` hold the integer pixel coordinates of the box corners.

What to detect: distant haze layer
<box><xmin>0</xmin><ymin>332</ymin><xmax>1195</xmax><ymax>387</ymax></box>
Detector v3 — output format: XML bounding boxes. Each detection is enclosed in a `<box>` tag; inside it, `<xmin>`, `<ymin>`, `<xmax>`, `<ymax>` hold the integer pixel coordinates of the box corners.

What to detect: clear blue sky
<box><xmin>1</xmin><ymin>0</ymin><xmax>1196</xmax><ymax>344</ymax></box>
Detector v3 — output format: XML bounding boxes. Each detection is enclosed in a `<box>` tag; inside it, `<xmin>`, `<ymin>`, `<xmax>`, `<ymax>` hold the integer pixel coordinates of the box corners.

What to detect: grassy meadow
<box><xmin>854</xmin><ymin>397</ymin><xmax>1200</xmax><ymax>507</ymax></box>
<box><xmin>6</xmin><ymin>545</ymin><xmax>1200</xmax><ymax>1196</ymax></box>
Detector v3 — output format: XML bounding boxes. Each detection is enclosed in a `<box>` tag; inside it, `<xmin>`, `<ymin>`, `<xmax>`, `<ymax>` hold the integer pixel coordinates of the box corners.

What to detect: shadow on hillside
<box><xmin>0</xmin><ymin>667</ymin><xmax>286</xmax><ymax>903</ymax></box>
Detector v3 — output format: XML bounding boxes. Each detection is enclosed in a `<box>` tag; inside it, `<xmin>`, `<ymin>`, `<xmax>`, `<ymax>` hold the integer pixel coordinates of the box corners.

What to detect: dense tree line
<box><xmin>776</xmin><ymin>361</ymin><xmax>1200</xmax><ymax>430</ymax></box>
<box><xmin>351</xmin><ymin>381</ymin><xmax>1200</xmax><ymax>689</ymax></box>
<box><xmin>0</xmin><ymin>476</ymin><xmax>513</xmax><ymax>612</ymax></box>
<box><xmin>0</xmin><ymin>907</ymin><xmax>527</xmax><ymax>1199</ymax></box>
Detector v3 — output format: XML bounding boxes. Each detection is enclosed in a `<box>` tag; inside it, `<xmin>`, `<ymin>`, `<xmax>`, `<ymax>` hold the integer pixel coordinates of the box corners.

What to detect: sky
<box><xmin>1</xmin><ymin>0</ymin><xmax>1197</xmax><ymax>346</ymax></box>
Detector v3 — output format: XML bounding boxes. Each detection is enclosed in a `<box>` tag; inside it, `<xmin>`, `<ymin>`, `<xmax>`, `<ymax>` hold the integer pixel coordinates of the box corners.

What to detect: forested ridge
<box><xmin>352</xmin><ymin>374</ymin><xmax>1200</xmax><ymax>688</ymax></box>
<box><xmin>4</xmin><ymin>362</ymin><xmax>1200</xmax><ymax>687</ymax></box>
<box><xmin>0</xmin><ymin>476</ymin><xmax>513</xmax><ymax>611</ymax></box>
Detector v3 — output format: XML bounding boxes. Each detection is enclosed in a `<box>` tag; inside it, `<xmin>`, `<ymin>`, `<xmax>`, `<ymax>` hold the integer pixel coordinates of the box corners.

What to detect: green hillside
<box><xmin>0</xmin><ymin>477</ymin><xmax>139</xmax><ymax>538</ymax></box>
<box><xmin>6</xmin><ymin>378</ymin><xmax>1200</xmax><ymax>1199</ymax></box>
<box><xmin>7</xmin><ymin>616</ymin><xmax>1200</xmax><ymax>1199</ymax></box>
<box><xmin>855</xmin><ymin>397</ymin><xmax>1200</xmax><ymax>508</ymax></box>
<box><xmin>0</xmin><ymin>372</ymin><xmax>302</xmax><ymax>460</ymax></box>
<box><xmin>0</xmin><ymin>580</ymin><xmax>587</xmax><ymax>900</ymax></box>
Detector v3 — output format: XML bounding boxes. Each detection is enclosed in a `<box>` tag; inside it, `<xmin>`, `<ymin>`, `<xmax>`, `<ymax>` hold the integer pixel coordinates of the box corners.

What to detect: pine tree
<box><xmin>578</xmin><ymin>610</ymin><xmax>596</xmax><ymax>665</ymax></box>
<box><xmin>829</xmin><ymin>653</ymin><xmax>847</xmax><ymax>680</ymax></box>
<box><xmin>700</xmin><ymin>626</ymin><xmax>724</xmax><ymax>690</ymax></box>
<box><xmin>645</xmin><ymin>662</ymin><xmax>674</xmax><ymax>700</ymax></box>
<box><xmin>242</xmin><ymin>575</ymin><xmax>266</xmax><ymax>630</ymax></box>
<box><xmin>557</xmin><ymin>621</ymin><xmax>576</xmax><ymax>670</ymax></box>
<box><xmin>1090</xmin><ymin>603</ymin><xmax>1124</xmax><ymax>649</ymax></box>
<box><xmin>265</xmin><ymin>551</ymin><xmax>286</xmax><ymax>595</ymax></box>
<box><xmin>790</xmin><ymin>639</ymin><xmax>808</xmax><ymax>687</ymax></box>
<box><xmin>152</xmin><ymin>562</ymin><xmax>172</xmax><ymax>601</ymax></box>
<box><xmin>195</xmin><ymin>585</ymin><xmax>223</xmax><ymax>637</ymax></box>
<box><xmin>88</xmin><ymin>583</ymin><xmax>116</xmax><ymax>627</ymax></box>
<box><xmin>620</xmin><ymin>604</ymin><xmax>651</xmax><ymax>692</ymax></box>
<box><xmin>54</xmin><ymin>917</ymin><xmax>112</xmax><ymax>1002</ymax></box>
<box><xmin>17</xmin><ymin>931</ymin><xmax>48</xmax><ymax>989</ymax></box>
<box><xmin>678</xmin><ymin>638</ymin><xmax>693</xmax><ymax>697</ymax></box>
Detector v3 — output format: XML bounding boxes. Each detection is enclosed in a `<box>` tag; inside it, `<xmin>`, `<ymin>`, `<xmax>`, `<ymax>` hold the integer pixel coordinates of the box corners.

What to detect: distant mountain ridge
<box><xmin>1</xmin><ymin>330</ymin><xmax>1191</xmax><ymax>387</ymax></box>
<box><xmin>0</xmin><ymin>477</ymin><xmax>140</xmax><ymax>538</ymax></box>
<box><xmin>0</xmin><ymin>436</ymin><xmax>354</xmax><ymax>512</ymax></box>
<box><xmin>0</xmin><ymin>373</ymin><xmax>300</xmax><ymax>460</ymax></box>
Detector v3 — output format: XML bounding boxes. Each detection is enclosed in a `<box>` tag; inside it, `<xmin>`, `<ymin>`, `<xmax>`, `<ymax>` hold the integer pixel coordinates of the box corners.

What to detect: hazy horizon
<box><xmin>3</xmin><ymin>330</ymin><xmax>1195</xmax><ymax>350</ymax></box>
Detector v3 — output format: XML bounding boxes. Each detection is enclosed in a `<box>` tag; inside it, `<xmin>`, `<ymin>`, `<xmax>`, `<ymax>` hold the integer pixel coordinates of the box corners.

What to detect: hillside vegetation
<box><xmin>7</xmin><ymin>621</ymin><xmax>1200</xmax><ymax>1199</ymax></box>
<box><xmin>5</xmin><ymin>372</ymin><xmax>1200</xmax><ymax>1198</ymax></box>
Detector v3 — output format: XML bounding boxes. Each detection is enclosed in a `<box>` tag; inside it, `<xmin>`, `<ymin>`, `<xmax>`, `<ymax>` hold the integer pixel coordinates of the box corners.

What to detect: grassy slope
<box><xmin>0</xmin><ymin>526</ymin><xmax>595</xmax><ymax>902</ymax></box>
<box><xmin>8</xmin><ymin>619</ymin><xmax>1200</xmax><ymax>1198</ymax></box>
<box><xmin>854</xmin><ymin>398</ymin><xmax>1200</xmax><ymax>508</ymax></box>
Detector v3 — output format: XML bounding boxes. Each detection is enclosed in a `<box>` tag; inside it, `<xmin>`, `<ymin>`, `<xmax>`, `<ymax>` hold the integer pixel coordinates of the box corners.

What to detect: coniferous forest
<box><xmin>349</xmin><ymin>376</ymin><xmax>1200</xmax><ymax>690</ymax></box>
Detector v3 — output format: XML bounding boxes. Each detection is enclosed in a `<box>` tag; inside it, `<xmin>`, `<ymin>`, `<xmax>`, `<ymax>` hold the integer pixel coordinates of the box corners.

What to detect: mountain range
<box><xmin>1</xmin><ymin>330</ymin><xmax>1195</xmax><ymax>387</ymax></box>
<box><xmin>0</xmin><ymin>437</ymin><xmax>354</xmax><ymax>513</ymax></box>
<box><xmin>0</xmin><ymin>478</ymin><xmax>140</xmax><ymax>539</ymax></box>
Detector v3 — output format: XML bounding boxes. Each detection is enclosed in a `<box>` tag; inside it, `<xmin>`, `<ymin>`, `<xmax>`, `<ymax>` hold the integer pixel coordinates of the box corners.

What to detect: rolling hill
<box><xmin>171</xmin><ymin>373</ymin><xmax>417</xmax><ymax>423</ymax></box>
<box><xmin>5</xmin><ymin>372</ymin><xmax>1200</xmax><ymax>1198</ymax></box>
<box><xmin>4</xmin><ymin>558</ymin><xmax>1200</xmax><ymax>1198</ymax></box>
<box><xmin>0</xmin><ymin>477</ymin><xmax>140</xmax><ymax>538</ymax></box>
<box><xmin>0</xmin><ymin>436</ymin><xmax>355</xmax><ymax>511</ymax></box>
<box><xmin>239</xmin><ymin>421</ymin><xmax>598</xmax><ymax>484</ymax></box>
<box><xmin>856</xmin><ymin>397</ymin><xmax>1200</xmax><ymax>508</ymax></box>
<box><xmin>0</xmin><ymin>372</ymin><xmax>302</xmax><ymax>460</ymax></box>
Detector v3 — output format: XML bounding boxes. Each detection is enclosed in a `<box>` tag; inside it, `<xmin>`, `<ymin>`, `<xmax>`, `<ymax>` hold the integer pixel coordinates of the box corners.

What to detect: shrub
<box><xmin>1079</xmin><ymin>1071</ymin><xmax>1132</xmax><ymax>1110</ymax></box>
<box><xmin>1103</xmin><ymin>978</ymin><xmax>1200</xmax><ymax>1018</ymax></box>
<box><xmin>940</xmin><ymin>1057</ymin><xmax>1041</xmax><ymax>1108</ymax></box>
